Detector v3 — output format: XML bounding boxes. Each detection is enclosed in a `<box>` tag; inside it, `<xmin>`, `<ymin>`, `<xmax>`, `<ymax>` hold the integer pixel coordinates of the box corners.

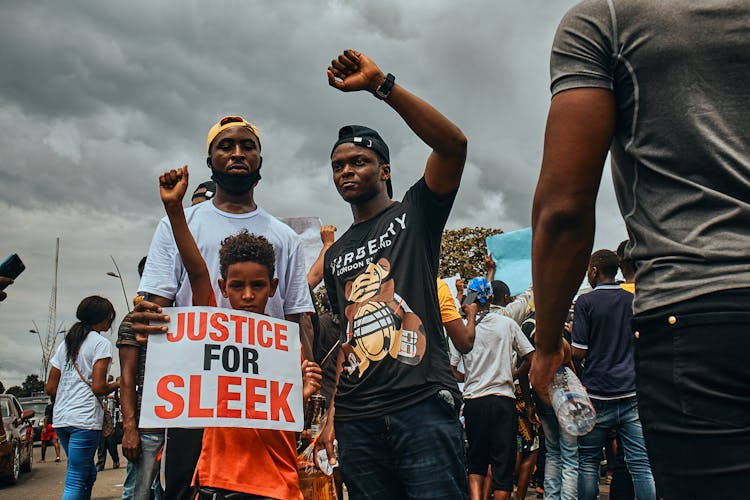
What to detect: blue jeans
<box><xmin>57</xmin><ymin>427</ymin><xmax>101</xmax><ymax>500</ymax></box>
<box><xmin>538</xmin><ymin>405</ymin><xmax>578</xmax><ymax>500</ymax></box>
<box><xmin>335</xmin><ymin>393</ymin><xmax>468</xmax><ymax>500</ymax></box>
<box><xmin>577</xmin><ymin>397</ymin><xmax>655</xmax><ymax>500</ymax></box>
<box><xmin>122</xmin><ymin>431</ymin><xmax>165</xmax><ymax>500</ymax></box>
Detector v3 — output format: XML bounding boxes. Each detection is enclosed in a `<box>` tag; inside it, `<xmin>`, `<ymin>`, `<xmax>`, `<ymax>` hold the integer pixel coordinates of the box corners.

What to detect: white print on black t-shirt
<box><xmin>329</xmin><ymin>214</ymin><xmax>407</xmax><ymax>278</ymax></box>
<box><xmin>339</xmin><ymin>257</ymin><xmax>427</xmax><ymax>378</ymax></box>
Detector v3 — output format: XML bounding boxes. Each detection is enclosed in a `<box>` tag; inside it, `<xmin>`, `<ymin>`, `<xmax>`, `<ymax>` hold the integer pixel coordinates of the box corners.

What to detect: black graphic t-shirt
<box><xmin>324</xmin><ymin>177</ymin><xmax>460</xmax><ymax>420</ymax></box>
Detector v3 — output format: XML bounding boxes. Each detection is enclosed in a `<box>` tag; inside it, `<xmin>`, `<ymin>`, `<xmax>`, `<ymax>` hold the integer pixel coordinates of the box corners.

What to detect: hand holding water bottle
<box><xmin>548</xmin><ymin>366</ymin><xmax>596</xmax><ymax>436</ymax></box>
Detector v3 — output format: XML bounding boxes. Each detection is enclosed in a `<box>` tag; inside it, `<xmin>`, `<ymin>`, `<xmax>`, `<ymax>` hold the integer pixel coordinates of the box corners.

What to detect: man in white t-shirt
<box><xmin>129</xmin><ymin>116</ymin><xmax>314</xmax><ymax>500</ymax></box>
<box><xmin>450</xmin><ymin>277</ymin><xmax>534</xmax><ymax>500</ymax></box>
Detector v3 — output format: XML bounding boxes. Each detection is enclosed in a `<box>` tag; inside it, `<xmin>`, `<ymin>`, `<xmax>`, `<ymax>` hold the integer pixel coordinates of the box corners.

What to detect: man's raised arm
<box><xmin>327</xmin><ymin>49</ymin><xmax>467</xmax><ymax>197</ymax></box>
<box><xmin>530</xmin><ymin>88</ymin><xmax>615</xmax><ymax>403</ymax></box>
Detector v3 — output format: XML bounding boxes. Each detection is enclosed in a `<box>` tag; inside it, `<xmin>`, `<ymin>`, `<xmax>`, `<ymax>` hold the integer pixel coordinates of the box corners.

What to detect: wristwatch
<box><xmin>374</xmin><ymin>73</ymin><xmax>395</xmax><ymax>100</ymax></box>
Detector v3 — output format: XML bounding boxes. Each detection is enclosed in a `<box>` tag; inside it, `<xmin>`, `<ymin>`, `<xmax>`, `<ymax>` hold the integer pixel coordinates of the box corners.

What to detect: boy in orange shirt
<box><xmin>159</xmin><ymin>165</ymin><xmax>322</xmax><ymax>500</ymax></box>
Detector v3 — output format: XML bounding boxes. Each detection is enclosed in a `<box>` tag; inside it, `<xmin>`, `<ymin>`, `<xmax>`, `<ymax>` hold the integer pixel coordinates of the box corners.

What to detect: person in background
<box><xmin>450</xmin><ymin>277</ymin><xmax>534</xmax><ymax>500</ymax></box>
<box><xmin>40</xmin><ymin>401</ymin><xmax>62</xmax><ymax>463</ymax></box>
<box><xmin>571</xmin><ymin>250</ymin><xmax>655</xmax><ymax>500</ymax></box>
<box><xmin>96</xmin><ymin>387</ymin><xmax>120</xmax><ymax>471</ymax></box>
<box><xmin>119</xmin><ymin>256</ymin><xmax>164</xmax><ymax>500</ymax></box>
<box><xmin>616</xmin><ymin>240</ymin><xmax>635</xmax><ymax>294</ymax></box>
<box><xmin>485</xmin><ymin>255</ymin><xmax>533</xmax><ymax>325</ymax></box>
<box><xmin>45</xmin><ymin>295</ymin><xmax>119</xmax><ymax>500</ymax></box>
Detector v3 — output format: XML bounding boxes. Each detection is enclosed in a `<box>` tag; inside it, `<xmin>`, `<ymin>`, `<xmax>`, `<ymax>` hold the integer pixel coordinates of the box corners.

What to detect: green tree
<box><xmin>22</xmin><ymin>374</ymin><xmax>45</xmax><ymax>396</ymax></box>
<box><xmin>0</xmin><ymin>380</ymin><xmax>4</xmax><ymax>394</ymax></box>
<box><xmin>439</xmin><ymin>226</ymin><xmax>503</xmax><ymax>280</ymax></box>
<box><xmin>5</xmin><ymin>386</ymin><xmax>26</xmax><ymax>398</ymax></box>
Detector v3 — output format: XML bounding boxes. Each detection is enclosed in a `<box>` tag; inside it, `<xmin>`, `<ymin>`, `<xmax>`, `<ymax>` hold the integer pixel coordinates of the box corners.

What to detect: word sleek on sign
<box><xmin>139</xmin><ymin>306</ymin><xmax>303</xmax><ymax>432</ymax></box>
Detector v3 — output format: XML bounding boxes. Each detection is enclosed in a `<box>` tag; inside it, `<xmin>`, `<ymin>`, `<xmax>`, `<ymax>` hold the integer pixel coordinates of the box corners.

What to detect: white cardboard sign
<box><xmin>139</xmin><ymin>306</ymin><xmax>303</xmax><ymax>432</ymax></box>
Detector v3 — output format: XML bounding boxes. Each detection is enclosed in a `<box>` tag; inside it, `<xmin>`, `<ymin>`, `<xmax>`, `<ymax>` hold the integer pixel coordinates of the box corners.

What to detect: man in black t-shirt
<box><xmin>316</xmin><ymin>49</ymin><xmax>473</xmax><ymax>499</ymax></box>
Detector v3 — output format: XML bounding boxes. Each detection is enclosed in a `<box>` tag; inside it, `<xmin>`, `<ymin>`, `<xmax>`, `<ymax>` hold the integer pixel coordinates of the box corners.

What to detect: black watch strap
<box><xmin>374</xmin><ymin>73</ymin><xmax>395</xmax><ymax>100</ymax></box>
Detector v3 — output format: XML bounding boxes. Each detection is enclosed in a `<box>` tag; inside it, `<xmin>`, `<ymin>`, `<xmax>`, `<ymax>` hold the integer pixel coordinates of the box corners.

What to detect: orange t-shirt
<box><xmin>195</xmin><ymin>427</ymin><xmax>302</xmax><ymax>499</ymax></box>
<box><xmin>437</xmin><ymin>278</ymin><xmax>462</xmax><ymax>323</ymax></box>
<box><xmin>193</xmin><ymin>293</ymin><xmax>303</xmax><ymax>499</ymax></box>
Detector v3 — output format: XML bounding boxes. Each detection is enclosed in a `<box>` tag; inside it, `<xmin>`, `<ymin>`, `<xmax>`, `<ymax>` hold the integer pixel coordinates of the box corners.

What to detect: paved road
<box><xmin>0</xmin><ymin>445</ymin><xmax>126</xmax><ymax>500</ymax></box>
<box><xmin>0</xmin><ymin>445</ymin><xmax>610</xmax><ymax>499</ymax></box>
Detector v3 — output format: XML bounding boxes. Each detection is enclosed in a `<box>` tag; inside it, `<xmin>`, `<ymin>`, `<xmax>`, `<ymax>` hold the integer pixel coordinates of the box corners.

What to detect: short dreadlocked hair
<box><xmin>219</xmin><ymin>230</ymin><xmax>276</xmax><ymax>279</ymax></box>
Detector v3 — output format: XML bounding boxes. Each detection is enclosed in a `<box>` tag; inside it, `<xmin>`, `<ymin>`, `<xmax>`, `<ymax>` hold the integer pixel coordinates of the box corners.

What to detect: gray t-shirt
<box><xmin>551</xmin><ymin>0</ymin><xmax>750</xmax><ymax>314</ymax></box>
<box><xmin>449</xmin><ymin>311</ymin><xmax>534</xmax><ymax>400</ymax></box>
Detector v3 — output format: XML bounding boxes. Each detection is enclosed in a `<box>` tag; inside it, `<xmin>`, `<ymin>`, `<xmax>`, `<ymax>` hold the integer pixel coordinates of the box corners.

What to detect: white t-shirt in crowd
<box><xmin>50</xmin><ymin>331</ymin><xmax>112</xmax><ymax>430</ymax></box>
<box><xmin>450</xmin><ymin>311</ymin><xmax>534</xmax><ymax>400</ymax></box>
<box><xmin>489</xmin><ymin>287</ymin><xmax>533</xmax><ymax>325</ymax></box>
<box><xmin>138</xmin><ymin>202</ymin><xmax>314</xmax><ymax>318</ymax></box>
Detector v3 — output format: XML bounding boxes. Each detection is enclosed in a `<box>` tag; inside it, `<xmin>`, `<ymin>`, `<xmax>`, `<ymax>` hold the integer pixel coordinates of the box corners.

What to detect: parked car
<box><xmin>0</xmin><ymin>394</ymin><xmax>34</xmax><ymax>484</ymax></box>
<box><xmin>17</xmin><ymin>396</ymin><xmax>50</xmax><ymax>443</ymax></box>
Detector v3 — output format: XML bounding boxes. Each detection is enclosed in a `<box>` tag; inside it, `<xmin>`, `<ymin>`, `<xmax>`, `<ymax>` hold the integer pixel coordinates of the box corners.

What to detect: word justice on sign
<box><xmin>140</xmin><ymin>307</ymin><xmax>304</xmax><ymax>432</ymax></box>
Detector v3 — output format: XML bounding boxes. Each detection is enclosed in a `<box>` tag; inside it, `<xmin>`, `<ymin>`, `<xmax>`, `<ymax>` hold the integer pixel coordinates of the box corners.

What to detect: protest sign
<box><xmin>139</xmin><ymin>306</ymin><xmax>304</xmax><ymax>432</ymax></box>
<box><xmin>486</xmin><ymin>227</ymin><xmax>532</xmax><ymax>296</ymax></box>
<box><xmin>442</xmin><ymin>273</ymin><xmax>462</xmax><ymax>310</ymax></box>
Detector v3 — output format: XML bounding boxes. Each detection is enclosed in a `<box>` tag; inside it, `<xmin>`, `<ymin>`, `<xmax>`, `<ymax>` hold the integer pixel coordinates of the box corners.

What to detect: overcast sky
<box><xmin>0</xmin><ymin>0</ymin><xmax>626</xmax><ymax>388</ymax></box>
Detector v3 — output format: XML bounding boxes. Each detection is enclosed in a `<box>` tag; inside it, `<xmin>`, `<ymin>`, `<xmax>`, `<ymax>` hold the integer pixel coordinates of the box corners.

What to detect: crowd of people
<box><xmin>1</xmin><ymin>1</ymin><xmax>748</xmax><ymax>498</ymax></box>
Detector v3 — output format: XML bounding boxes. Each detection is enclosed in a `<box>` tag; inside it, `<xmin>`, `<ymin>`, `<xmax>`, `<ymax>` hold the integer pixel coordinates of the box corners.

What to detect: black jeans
<box><xmin>164</xmin><ymin>428</ymin><xmax>203</xmax><ymax>500</ymax></box>
<box><xmin>633</xmin><ymin>289</ymin><xmax>750</xmax><ymax>500</ymax></box>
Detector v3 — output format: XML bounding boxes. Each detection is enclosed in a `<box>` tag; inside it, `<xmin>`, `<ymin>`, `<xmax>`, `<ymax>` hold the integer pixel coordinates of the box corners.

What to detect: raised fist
<box><xmin>327</xmin><ymin>49</ymin><xmax>385</xmax><ymax>94</ymax></box>
<box><xmin>159</xmin><ymin>165</ymin><xmax>189</xmax><ymax>207</ymax></box>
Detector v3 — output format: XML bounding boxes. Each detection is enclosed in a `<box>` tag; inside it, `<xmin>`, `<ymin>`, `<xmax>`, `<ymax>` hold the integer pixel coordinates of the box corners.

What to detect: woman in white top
<box><xmin>45</xmin><ymin>295</ymin><xmax>119</xmax><ymax>500</ymax></box>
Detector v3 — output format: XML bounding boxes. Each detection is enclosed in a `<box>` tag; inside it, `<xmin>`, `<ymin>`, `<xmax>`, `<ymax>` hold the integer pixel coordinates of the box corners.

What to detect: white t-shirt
<box><xmin>450</xmin><ymin>311</ymin><xmax>534</xmax><ymax>400</ymax></box>
<box><xmin>50</xmin><ymin>331</ymin><xmax>112</xmax><ymax>430</ymax></box>
<box><xmin>138</xmin><ymin>202</ymin><xmax>314</xmax><ymax>318</ymax></box>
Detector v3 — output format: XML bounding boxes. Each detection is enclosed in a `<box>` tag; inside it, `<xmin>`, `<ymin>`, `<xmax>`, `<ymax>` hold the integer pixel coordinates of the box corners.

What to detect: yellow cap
<box><xmin>206</xmin><ymin>116</ymin><xmax>261</xmax><ymax>153</ymax></box>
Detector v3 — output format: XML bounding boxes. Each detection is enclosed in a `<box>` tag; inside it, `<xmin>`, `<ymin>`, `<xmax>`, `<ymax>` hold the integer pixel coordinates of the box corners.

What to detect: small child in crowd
<box><xmin>159</xmin><ymin>165</ymin><xmax>322</xmax><ymax>499</ymax></box>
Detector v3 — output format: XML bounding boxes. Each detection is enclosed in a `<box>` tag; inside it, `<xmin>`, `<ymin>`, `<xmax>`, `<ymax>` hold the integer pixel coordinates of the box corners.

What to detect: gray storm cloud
<box><xmin>0</xmin><ymin>0</ymin><xmax>625</xmax><ymax>386</ymax></box>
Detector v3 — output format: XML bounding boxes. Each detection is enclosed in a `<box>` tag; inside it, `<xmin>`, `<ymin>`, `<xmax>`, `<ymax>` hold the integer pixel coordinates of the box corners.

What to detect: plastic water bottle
<box><xmin>549</xmin><ymin>366</ymin><xmax>596</xmax><ymax>436</ymax></box>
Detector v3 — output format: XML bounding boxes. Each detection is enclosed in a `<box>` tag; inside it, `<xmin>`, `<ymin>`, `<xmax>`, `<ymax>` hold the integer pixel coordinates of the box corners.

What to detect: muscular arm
<box><xmin>119</xmin><ymin>346</ymin><xmax>139</xmax><ymax>432</ymax></box>
<box><xmin>443</xmin><ymin>318</ymin><xmax>474</xmax><ymax>354</ymax></box>
<box><xmin>382</xmin><ymin>83</ymin><xmax>467</xmax><ymax>196</ymax></box>
<box><xmin>530</xmin><ymin>88</ymin><xmax>615</xmax><ymax>401</ymax></box>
